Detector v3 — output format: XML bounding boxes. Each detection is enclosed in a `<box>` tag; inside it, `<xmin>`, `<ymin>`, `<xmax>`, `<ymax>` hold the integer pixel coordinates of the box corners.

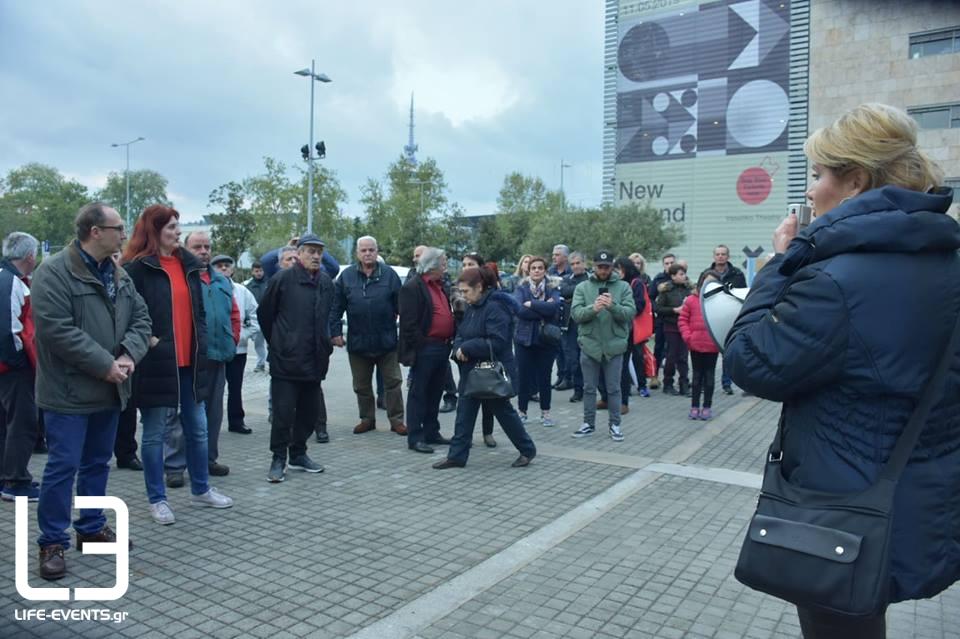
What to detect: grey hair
<box><xmin>569</xmin><ymin>251</ymin><xmax>585</xmax><ymax>262</ymax></box>
<box><xmin>356</xmin><ymin>235</ymin><xmax>379</xmax><ymax>250</ymax></box>
<box><xmin>2</xmin><ymin>232</ymin><xmax>39</xmax><ymax>260</ymax></box>
<box><xmin>279</xmin><ymin>246</ymin><xmax>297</xmax><ymax>258</ymax></box>
<box><xmin>417</xmin><ymin>247</ymin><xmax>446</xmax><ymax>274</ymax></box>
<box><xmin>552</xmin><ymin>244</ymin><xmax>570</xmax><ymax>256</ymax></box>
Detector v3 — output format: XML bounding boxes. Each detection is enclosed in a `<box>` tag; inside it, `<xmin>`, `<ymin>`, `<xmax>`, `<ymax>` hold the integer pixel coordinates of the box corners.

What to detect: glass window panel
<box><xmin>910</xmin><ymin>108</ymin><xmax>951</xmax><ymax>129</ymax></box>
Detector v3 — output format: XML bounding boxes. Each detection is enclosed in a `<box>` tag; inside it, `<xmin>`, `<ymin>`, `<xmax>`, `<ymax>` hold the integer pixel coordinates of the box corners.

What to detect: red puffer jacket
<box><xmin>679</xmin><ymin>294</ymin><xmax>718</xmax><ymax>354</ymax></box>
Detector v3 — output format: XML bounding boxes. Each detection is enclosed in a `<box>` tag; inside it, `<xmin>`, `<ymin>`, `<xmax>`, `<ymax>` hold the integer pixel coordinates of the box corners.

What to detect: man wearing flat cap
<box><xmin>211</xmin><ymin>255</ymin><xmax>260</xmax><ymax>436</ymax></box>
<box><xmin>257</xmin><ymin>233</ymin><xmax>333</xmax><ymax>482</ymax></box>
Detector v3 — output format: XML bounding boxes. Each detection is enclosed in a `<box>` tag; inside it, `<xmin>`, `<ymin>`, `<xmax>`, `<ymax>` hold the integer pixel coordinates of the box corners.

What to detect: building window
<box><xmin>909</xmin><ymin>27</ymin><xmax>960</xmax><ymax>59</ymax></box>
<box><xmin>908</xmin><ymin>104</ymin><xmax>960</xmax><ymax>130</ymax></box>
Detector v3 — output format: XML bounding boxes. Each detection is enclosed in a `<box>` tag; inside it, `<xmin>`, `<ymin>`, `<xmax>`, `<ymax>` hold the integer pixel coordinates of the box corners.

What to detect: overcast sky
<box><xmin>0</xmin><ymin>1</ymin><xmax>604</xmax><ymax>222</ymax></box>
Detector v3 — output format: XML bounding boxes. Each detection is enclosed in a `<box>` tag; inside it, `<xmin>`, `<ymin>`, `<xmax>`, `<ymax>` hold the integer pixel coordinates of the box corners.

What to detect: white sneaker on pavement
<box><xmin>149</xmin><ymin>501</ymin><xmax>176</xmax><ymax>525</ymax></box>
<box><xmin>190</xmin><ymin>486</ymin><xmax>234</xmax><ymax>509</ymax></box>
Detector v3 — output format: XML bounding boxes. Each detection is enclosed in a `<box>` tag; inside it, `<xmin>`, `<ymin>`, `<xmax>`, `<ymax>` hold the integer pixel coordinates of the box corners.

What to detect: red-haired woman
<box><xmin>122</xmin><ymin>205</ymin><xmax>233</xmax><ymax>525</ymax></box>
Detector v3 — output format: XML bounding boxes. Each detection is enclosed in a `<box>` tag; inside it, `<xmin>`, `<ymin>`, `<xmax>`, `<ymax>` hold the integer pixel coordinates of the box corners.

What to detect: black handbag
<box><xmin>462</xmin><ymin>340</ymin><xmax>515</xmax><ymax>400</ymax></box>
<box><xmin>734</xmin><ymin>311</ymin><xmax>960</xmax><ymax>617</ymax></box>
<box><xmin>538</xmin><ymin>321</ymin><xmax>562</xmax><ymax>347</ymax></box>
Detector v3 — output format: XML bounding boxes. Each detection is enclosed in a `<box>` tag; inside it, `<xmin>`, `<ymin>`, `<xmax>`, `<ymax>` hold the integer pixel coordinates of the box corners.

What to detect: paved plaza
<box><xmin>2</xmin><ymin>351</ymin><xmax>959</xmax><ymax>638</ymax></box>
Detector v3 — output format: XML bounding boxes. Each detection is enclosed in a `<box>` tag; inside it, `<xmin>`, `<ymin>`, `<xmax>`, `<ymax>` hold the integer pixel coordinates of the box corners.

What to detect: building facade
<box><xmin>604</xmin><ymin>0</ymin><xmax>960</xmax><ymax>275</ymax></box>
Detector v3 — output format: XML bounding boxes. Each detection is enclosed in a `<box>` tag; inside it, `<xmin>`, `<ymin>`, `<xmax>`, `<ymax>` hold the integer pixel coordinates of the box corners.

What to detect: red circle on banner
<box><xmin>737</xmin><ymin>167</ymin><xmax>772</xmax><ymax>205</ymax></box>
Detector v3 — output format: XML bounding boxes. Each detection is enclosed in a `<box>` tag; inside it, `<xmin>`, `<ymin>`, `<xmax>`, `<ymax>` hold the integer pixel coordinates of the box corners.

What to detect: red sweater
<box><xmin>679</xmin><ymin>294</ymin><xmax>719</xmax><ymax>354</ymax></box>
<box><xmin>160</xmin><ymin>256</ymin><xmax>194</xmax><ymax>367</ymax></box>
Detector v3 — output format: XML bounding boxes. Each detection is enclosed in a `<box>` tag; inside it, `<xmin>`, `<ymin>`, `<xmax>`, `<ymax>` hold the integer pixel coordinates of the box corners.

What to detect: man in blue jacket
<box><xmin>330</xmin><ymin>236</ymin><xmax>406</xmax><ymax>436</ymax></box>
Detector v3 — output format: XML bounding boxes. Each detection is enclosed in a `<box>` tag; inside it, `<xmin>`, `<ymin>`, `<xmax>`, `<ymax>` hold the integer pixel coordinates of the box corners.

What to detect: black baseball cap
<box><xmin>593</xmin><ymin>250</ymin><xmax>614</xmax><ymax>266</ymax></box>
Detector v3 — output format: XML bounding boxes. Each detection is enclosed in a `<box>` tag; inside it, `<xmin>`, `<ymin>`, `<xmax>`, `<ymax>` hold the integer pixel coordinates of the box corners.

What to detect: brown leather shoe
<box><xmin>353</xmin><ymin>421</ymin><xmax>376</xmax><ymax>434</ymax></box>
<box><xmin>596</xmin><ymin>400</ymin><xmax>608</xmax><ymax>410</ymax></box>
<box><xmin>390</xmin><ymin>422</ymin><xmax>408</xmax><ymax>435</ymax></box>
<box><xmin>76</xmin><ymin>525</ymin><xmax>133</xmax><ymax>551</ymax></box>
<box><xmin>39</xmin><ymin>544</ymin><xmax>66</xmax><ymax>580</ymax></box>
<box><xmin>620</xmin><ymin>405</ymin><xmax>630</xmax><ymax>415</ymax></box>
<box><xmin>511</xmin><ymin>455</ymin><xmax>534</xmax><ymax>467</ymax></box>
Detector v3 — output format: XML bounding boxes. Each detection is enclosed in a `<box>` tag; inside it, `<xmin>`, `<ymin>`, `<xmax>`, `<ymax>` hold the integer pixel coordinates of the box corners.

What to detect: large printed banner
<box><xmin>614</xmin><ymin>0</ymin><xmax>794</xmax><ymax>268</ymax></box>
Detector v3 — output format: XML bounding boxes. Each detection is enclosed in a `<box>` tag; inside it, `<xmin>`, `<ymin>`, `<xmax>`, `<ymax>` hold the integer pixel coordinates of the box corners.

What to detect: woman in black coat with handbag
<box><xmin>433</xmin><ymin>266</ymin><xmax>537</xmax><ymax>469</ymax></box>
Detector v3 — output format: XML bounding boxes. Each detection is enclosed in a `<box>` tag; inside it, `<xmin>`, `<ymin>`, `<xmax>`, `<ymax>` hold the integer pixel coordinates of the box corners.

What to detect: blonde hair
<box><xmin>514</xmin><ymin>254</ymin><xmax>533</xmax><ymax>277</ymax></box>
<box><xmin>629</xmin><ymin>252</ymin><xmax>646</xmax><ymax>274</ymax></box>
<box><xmin>804</xmin><ymin>103</ymin><xmax>943</xmax><ymax>193</ymax></box>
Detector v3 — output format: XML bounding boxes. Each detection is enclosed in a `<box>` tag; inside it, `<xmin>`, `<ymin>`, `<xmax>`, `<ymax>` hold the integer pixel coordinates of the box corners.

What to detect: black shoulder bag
<box><xmin>734</xmin><ymin>311</ymin><xmax>960</xmax><ymax>617</ymax></box>
<box><xmin>462</xmin><ymin>340</ymin><xmax>515</xmax><ymax>400</ymax></box>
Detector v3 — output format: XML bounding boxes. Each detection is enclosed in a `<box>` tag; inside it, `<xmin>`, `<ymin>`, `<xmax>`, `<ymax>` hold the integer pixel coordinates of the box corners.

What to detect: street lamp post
<box><xmin>294</xmin><ymin>60</ymin><xmax>332</xmax><ymax>234</ymax></box>
<box><xmin>110</xmin><ymin>136</ymin><xmax>145</xmax><ymax>229</ymax></box>
<box><xmin>560</xmin><ymin>159</ymin><xmax>572</xmax><ymax>211</ymax></box>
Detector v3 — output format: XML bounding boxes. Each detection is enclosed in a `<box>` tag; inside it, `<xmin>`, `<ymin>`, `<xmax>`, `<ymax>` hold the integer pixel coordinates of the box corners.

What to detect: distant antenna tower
<box><xmin>403</xmin><ymin>92</ymin><xmax>419</xmax><ymax>165</ymax></box>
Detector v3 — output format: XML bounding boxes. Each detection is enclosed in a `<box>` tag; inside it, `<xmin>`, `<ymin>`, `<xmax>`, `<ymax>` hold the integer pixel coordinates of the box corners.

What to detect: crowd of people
<box><xmin>0</xmin><ymin>202</ymin><xmax>738</xmax><ymax>580</ymax></box>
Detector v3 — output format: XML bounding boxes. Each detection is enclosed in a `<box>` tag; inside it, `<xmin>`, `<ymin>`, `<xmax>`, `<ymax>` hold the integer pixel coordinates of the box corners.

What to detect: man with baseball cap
<box><xmin>257</xmin><ymin>233</ymin><xmax>333</xmax><ymax>482</ymax></box>
<box><xmin>569</xmin><ymin>250</ymin><xmax>635</xmax><ymax>442</ymax></box>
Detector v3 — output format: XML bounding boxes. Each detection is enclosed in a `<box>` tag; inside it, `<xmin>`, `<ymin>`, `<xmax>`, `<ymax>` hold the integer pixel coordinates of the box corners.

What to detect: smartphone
<box><xmin>598</xmin><ymin>287</ymin><xmax>608</xmax><ymax>296</ymax></box>
<box><xmin>789</xmin><ymin>203</ymin><xmax>813</xmax><ymax>228</ymax></box>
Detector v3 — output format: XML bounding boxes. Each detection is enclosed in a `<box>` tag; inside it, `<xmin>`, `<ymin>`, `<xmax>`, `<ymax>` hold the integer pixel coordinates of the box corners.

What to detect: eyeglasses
<box><xmin>97</xmin><ymin>224</ymin><xmax>125</xmax><ymax>233</ymax></box>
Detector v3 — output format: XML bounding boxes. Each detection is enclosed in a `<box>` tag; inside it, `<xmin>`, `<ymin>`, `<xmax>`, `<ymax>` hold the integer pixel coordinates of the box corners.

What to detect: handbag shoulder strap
<box><xmin>484</xmin><ymin>338</ymin><xmax>495</xmax><ymax>362</ymax></box>
<box><xmin>769</xmin><ymin>309</ymin><xmax>960</xmax><ymax>483</ymax></box>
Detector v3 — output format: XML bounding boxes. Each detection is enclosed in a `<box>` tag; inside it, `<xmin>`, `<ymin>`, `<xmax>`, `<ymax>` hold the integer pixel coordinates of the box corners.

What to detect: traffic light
<box><xmin>300</xmin><ymin>145</ymin><xmax>310</xmax><ymax>160</ymax></box>
<box><xmin>316</xmin><ymin>141</ymin><xmax>326</xmax><ymax>159</ymax></box>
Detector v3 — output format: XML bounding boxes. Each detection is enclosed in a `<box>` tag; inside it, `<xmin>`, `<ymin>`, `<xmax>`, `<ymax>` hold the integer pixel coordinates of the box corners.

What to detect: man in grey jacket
<box><xmin>31</xmin><ymin>202</ymin><xmax>152</xmax><ymax>580</ymax></box>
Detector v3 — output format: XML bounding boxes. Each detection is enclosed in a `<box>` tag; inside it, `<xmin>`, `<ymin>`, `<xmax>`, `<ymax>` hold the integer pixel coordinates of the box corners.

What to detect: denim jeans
<box><xmin>721</xmin><ymin>355</ymin><xmax>733</xmax><ymax>389</ymax></box>
<box><xmin>37</xmin><ymin>408</ymin><xmax>120</xmax><ymax>548</ymax></box>
<box><xmin>447</xmin><ymin>394</ymin><xmax>536</xmax><ymax>464</ymax></box>
<box><xmin>580</xmin><ymin>353</ymin><xmax>623</xmax><ymax>428</ymax></box>
<box><xmin>143</xmin><ymin>367</ymin><xmax>210</xmax><ymax>502</ymax></box>
<box><xmin>516</xmin><ymin>342</ymin><xmax>554</xmax><ymax>413</ymax></box>
<box><xmin>561</xmin><ymin>324</ymin><xmax>583</xmax><ymax>391</ymax></box>
<box><xmin>406</xmin><ymin>341</ymin><xmax>450</xmax><ymax>446</ymax></box>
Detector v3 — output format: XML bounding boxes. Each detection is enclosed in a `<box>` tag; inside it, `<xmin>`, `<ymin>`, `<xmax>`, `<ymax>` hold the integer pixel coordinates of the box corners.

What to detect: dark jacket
<box><xmin>0</xmin><ymin>259</ymin><xmax>35</xmax><ymax>373</ymax></box>
<box><xmin>725</xmin><ymin>185</ymin><xmax>960</xmax><ymax>603</ymax></box>
<box><xmin>330</xmin><ymin>262</ymin><xmax>401</xmax><ymax>356</ymax></box>
<box><xmin>709</xmin><ymin>262</ymin><xmax>747</xmax><ymax>288</ymax></box>
<box><xmin>654</xmin><ymin>281</ymin><xmax>692</xmax><ymax>329</ymax></box>
<box><xmin>648</xmin><ymin>271</ymin><xmax>671</xmax><ymax>321</ymax></box>
<box><xmin>453</xmin><ymin>290</ymin><xmax>519</xmax><ymax>391</ymax></box>
<box><xmin>559</xmin><ymin>271</ymin><xmax>589</xmax><ymax>328</ymax></box>
<box><xmin>244</xmin><ymin>275</ymin><xmax>268</xmax><ymax>304</ymax></box>
<box><xmin>513</xmin><ymin>276</ymin><xmax>561</xmax><ymax>347</ymax></box>
<box><xmin>398</xmin><ymin>273</ymin><xmax>451</xmax><ymax>366</ymax></box>
<box><xmin>32</xmin><ymin>243</ymin><xmax>152</xmax><ymax>413</ymax></box>
<box><xmin>257</xmin><ymin>263</ymin><xmax>334</xmax><ymax>382</ymax></box>
<box><xmin>124</xmin><ymin>251</ymin><xmax>211</xmax><ymax>408</ymax></box>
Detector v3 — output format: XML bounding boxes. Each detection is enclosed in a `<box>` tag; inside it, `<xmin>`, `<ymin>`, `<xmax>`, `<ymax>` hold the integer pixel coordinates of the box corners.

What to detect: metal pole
<box><xmin>124</xmin><ymin>145</ymin><xmax>131</xmax><ymax>229</ymax></box>
<box><xmin>306</xmin><ymin>59</ymin><xmax>316</xmax><ymax>234</ymax></box>
<box><xmin>560</xmin><ymin>160</ymin><xmax>571</xmax><ymax>212</ymax></box>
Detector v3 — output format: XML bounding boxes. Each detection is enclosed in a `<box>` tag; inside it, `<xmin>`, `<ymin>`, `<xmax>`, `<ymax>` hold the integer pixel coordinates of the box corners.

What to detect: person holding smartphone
<box><xmin>569</xmin><ymin>251</ymin><xmax>636</xmax><ymax>442</ymax></box>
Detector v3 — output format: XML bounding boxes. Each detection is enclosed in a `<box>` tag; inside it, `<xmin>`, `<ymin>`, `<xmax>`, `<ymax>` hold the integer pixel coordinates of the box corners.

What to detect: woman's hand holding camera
<box><xmin>774</xmin><ymin>213</ymin><xmax>800</xmax><ymax>254</ymax></box>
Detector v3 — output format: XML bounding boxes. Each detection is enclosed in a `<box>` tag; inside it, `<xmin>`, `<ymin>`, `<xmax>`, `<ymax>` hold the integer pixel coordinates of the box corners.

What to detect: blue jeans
<box><xmin>447</xmin><ymin>394</ymin><xmax>536</xmax><ymax>464</ymax></box>
<box><xmin>516</xmin><ymin>343</ymin><xmax>554</xmax><ymax>413</ymax></box>
<box><xmin>561</xmin><ymin>324</ymin><xmax>583</xmax><ymax>391</ymax></box>
<box><xmin>143</xmin><ymin>367</ymin><xmax>210</xmax><ymax>502</ymax></box>
<box><xmin>406</xmin><ymin>341</ymin><xmax>450</xmax><ymax>446</ymax></box>
<box><xmin>37</xmin><ymin>408</ymin><xmax>120</xmax><ymax>548</ymax></box>
<box><xmin>721</xmin><ymin>356</ymin><xmax>732</xmax><ymax>389</ymax></box>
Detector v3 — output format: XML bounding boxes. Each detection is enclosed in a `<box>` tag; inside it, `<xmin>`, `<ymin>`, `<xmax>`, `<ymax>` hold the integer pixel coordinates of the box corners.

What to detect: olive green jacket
<box><xmin>31</xmin><ymin>243</ymin><xmax>152</xmax><ymax>414</ymax></box>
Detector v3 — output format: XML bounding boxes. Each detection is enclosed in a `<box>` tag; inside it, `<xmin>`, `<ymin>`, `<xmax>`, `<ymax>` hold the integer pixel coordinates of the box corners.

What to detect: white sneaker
<box><xmin>190</xmin><ymin>486</ymin><xmax>234</xmax><ymax>509</ymax></box>
<box><xmin>609</xmin><ymin>424</ymin><xmax>624</xmax><ymax>442</ymax></box>
<box><xmin>149</xmin><ymin>501</ymin><xmax>175</xmax><ymax>525</ymax></box>
<box><xmin>572</xmin><ymin>423</ymin><xmax>595</xmax><ymax>438</ymax></box>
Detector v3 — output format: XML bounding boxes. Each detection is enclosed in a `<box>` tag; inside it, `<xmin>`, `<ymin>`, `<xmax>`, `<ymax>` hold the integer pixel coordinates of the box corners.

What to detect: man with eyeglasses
<box><xmin>32</xmin><ymin>202</ymin><xmax>151</xmax><ymax>579</ymax></box>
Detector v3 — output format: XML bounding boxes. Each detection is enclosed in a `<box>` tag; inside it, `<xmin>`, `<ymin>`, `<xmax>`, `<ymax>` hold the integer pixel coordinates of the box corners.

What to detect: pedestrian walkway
<box><xmin>1</xmin><ymin>351</ymin><xmax>957</xmax><ymax>638</ymax></box>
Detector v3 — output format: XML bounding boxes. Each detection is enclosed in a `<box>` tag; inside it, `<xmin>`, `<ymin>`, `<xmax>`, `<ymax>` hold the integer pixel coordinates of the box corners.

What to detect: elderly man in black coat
<box><xmin>257</xmin><ymin>234</ymin><xmax>333</xmax><ymax>483</ymax></box>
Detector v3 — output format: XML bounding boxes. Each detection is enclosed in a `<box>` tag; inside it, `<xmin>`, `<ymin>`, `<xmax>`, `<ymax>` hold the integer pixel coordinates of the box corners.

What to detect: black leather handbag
<box><xmin>538</xmin><ymin>321</ymin><xmax>562</xmax><ymax>347</ymax></box>
<box><xmin>734</xmin><ymin>312</ymin><xmax>960</xmax><ymax>617</ymax></box>
<box><xmin>462</xmin><ymin>340</ymin><xmax>515</xmax><ymax>400</ymax></box>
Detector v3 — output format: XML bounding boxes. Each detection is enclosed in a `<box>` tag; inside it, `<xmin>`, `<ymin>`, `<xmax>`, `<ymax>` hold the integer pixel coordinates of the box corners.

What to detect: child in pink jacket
<box><xmin>679</xmin><ymin>271</ymin><xmax>721</xmax><ymax>420</ymax></box>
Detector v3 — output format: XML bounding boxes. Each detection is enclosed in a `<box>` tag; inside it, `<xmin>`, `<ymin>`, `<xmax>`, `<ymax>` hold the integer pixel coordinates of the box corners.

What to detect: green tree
<box><xmin>95</xmin><ymin>169</ymin><xmax>172</xmax><ymax>225</ymax></box>
<box><xmin>207</xmin><ymin>181</ymin><xmax>256</xmax><ymax>263</ymax></box>
<box><xmin>0</xmin><ymin>163</ymin><xmax>89</xmax><ymax>247</ymax></box>
<box><xmin>520</xmin><ymin>202</ymin><xmax>684</xmax><ymax>262</ymax></box>
<box><xmin>482</xmin><ymin>172</ymin><xmax>562</xmax><ymax>263</ymax></box>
